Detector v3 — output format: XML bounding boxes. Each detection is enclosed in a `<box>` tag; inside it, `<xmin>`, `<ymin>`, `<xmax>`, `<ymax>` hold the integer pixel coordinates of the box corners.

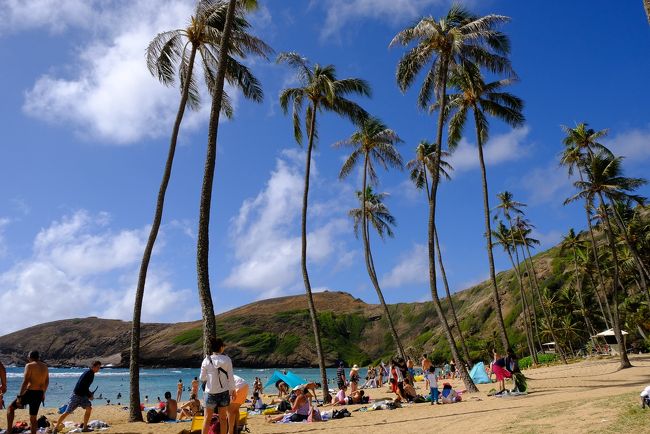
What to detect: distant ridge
<box><xmin>0</xmin><ymin>247</ymin><xmax>560</xmax><ymax>367</ymax></box>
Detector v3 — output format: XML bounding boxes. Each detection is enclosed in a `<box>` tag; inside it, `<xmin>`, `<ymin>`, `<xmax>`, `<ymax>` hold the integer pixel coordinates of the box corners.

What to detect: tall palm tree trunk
<box><xmin>361</xmin><ymin>157</ymin><xmax>406</xmax><ymax>360</ymax></box>
<box><xmin>428</xmin><ymin>61</ymin><xmax>478</xmax><ymax>393</ymax></box>
<box><xmin>519</xmin><ymin>237</ymin><xmax>567</xmax><ymax>363</ymax></box>
<box><xmin>521</xmin><ymin>266</ymin><xmax>543</xmax><ymax>352</ymax></box>
<box><xmin>197</xmin><ymin>0</ymin><xmax>237</xmax><ymax>355</ymax></box>
<box><xmin>474</xmin><ymin>111</ymin><xmax>510</xmax><ymax>352</ymax></box>
<box><xmin>572</xmin><ymin>249</ymin><xmax>598</xmax><ymax>341</ymax></box>
<box><xmin>301</xmin><ymin>104</ymin><xmax>330</xmax><ymax>403</ymax></box>
<box><xmin>577</xmin><ymin>168</ymin><xmax>615</xmax><ymax>327</ymax></box>
<box><xmin>645</xmin><ymin>0</ymin><xmax>650</xmax><ymax>23</ymax></box>
<box><xmin>508</xmin><ymin>229</ymin><xmax>538</xmax><ymax>361</ymax></box>
<box><xmin>129</xmin><ymin>46</ymin><xmax>197</xmax><ymax>422</ymax></box>
<box><xmin>506</xmin><ymin>246</ymin><xmax>537</xmax><ymax>364</ymax></box>
<box><xmin>587</xmin><ymin>273</ymin><xmax>610</xmax><ymax>330</ymax></box>
<box><xmin>596</xmin><ymin>194</ymin><xmax>632</xmax><ymax>369</ymax></box>
<box><xmin>434</xmin><ymin>230</ymin><xmax>472</xmax><ymax>364</ymax></box>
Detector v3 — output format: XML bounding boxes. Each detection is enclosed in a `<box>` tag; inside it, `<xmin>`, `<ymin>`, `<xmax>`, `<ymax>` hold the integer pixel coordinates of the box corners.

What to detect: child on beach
<box><xmin>425</xmin><ymin>366</ymin><xmax>439</xmax><ymax>404</ymax></box>
<box><xmin>641</xmin><ymin>385</ymin><xmax>650</xmax><ymax>408</ymax></box>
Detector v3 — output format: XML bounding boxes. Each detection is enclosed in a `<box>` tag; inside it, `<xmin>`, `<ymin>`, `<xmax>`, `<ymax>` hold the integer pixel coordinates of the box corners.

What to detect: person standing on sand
<box><xmin>349</xmin><ymin>365</ymin><xmax>359</xmax><ymax>393</ymax></box>
<box><xmin>0</xmin><ymin>359</ymin><xmax>7</xmax><ymax>410</ymax></box>
<box><xmin>200</xmin><ymin>338</ymin><xmax>235</xmax><ymax>434</ymax></box>
<box><xmin>336</xmin><ymin>361</ymin><xmax>346</xmax><ymax>390</ymax></box>
<box><xmin>421</xmin><ymin>354</ymin><xmax>432</xmax><ymax>389</ymax></box>
<box><xmin>227</xmin><ymin>375</ymin><xmax>248</xmax><ymax>431</ymax></box>
<box><xmin>6</xmin><ymin>351</ymin><xmax>49</xmax><ymax>434</ymax></box>
<box><xmin>177</xmin><ymin>379</ymin><xmax>183</xmax><ymax>402</ymax></box>
<box><xmin>376</xmin><ymin>362</ymin><xmax>383</xmax><ymax>387</ymax></box>
<box><xmin>191</xmin><ymin>377</ymin><xmax>199</xmax><ymax>397</ymax></box>
<box><xmin>406</xmin><ymin>357</ymin><xmax>415</xmax><ymax>382</ymax></box>
<box><xmin>53</xmin><ymin>360</ymin><xmax>101</xmax><ymax>433</ymax></box>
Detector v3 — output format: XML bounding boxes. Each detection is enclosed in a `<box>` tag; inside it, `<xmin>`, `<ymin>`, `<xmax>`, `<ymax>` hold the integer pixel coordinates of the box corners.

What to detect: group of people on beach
<box><xmin>0</xmin><ymin>352</ymin><xmax>101</xmax><ymax>434</ymax></box>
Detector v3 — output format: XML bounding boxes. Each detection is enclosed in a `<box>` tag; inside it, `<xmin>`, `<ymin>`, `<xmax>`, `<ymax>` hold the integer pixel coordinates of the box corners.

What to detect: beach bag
<box><xmin>146</xmin><ymin>409</ymin><xmax>163</xmax><ymax>423</ymax></box>
<box><xmin>37</xmin><ymin>416</ymin><xmax>50</xmax><ymax>428</ymax></box>
<box><xmin>207</xmin><ymin>415</ymin><xmax>220</xmax><ymax>434</ymax></box>
<box><xmin>277</xmin><ymin>400</ymin><xmax>291</xmax><ymax>412</ymax></box>
<box><xmin>308</xmin><ymin>407</ymin><xmax>322</xmax><ymax>422</ymax></box>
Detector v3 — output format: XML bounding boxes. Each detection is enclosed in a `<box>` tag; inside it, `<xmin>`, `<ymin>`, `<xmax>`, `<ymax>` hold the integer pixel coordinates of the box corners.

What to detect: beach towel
<box><xmin>469</xmin><ymin>362</ymin><xmax>491</xmax><ymax>384</ymax></box>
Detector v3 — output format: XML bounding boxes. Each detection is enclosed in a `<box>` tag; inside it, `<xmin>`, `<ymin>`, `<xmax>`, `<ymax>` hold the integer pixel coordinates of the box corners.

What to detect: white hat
<box><xmin>351</xmin><ymin>364</ymin><xmax>359</xmax><ymax>370</ymax></box>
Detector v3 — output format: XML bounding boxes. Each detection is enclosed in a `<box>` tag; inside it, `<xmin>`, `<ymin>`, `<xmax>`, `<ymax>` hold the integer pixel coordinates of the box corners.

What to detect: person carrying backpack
<box><xmin>200</xmin><ymin>338</ymin><xmax>235</xmax><ymax>434</ymax></box>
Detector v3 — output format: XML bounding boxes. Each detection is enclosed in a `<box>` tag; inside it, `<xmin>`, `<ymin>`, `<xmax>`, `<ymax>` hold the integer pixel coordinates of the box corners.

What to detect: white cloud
<box><xmin>520</xmin><ymin>160</ymin><xmax>574</xmax><ymax>206</ymax></box>
<box><xmin>0</xmin><ymin>210</ymin><xmax>186</xmax><ymax>335</ymax></box>
<box><xmin>19</xmin><ymin>0</ymin><xmax>226</xmax><ymax>144</ymax></box>
<box><xmin>606</xmin><ymin>126</ymin><xmax>650</xmax><ymax>163</ymax></box>
<box><xmin>224</xmin><ymin>150</ymin><xmax>349</xmax><ymax>296</ymax></box>
<box><xmin>317</xmin><ymin>0</ymin><xmax>448</xmax><ymax>40</ymax></box>
<box><xmin>448</xmin><ymin>126</ymin><xmax>531</xmax><ymax>173</ymax></box>
<box><xmin>0</xmin><ymin>0</ymin><xmax>97</xmax><ymax>33</ymax></box>
<box><xmin>381</xmin><ymin>243</ymin><xmax>428</xmax><ymax>288</ymax></box>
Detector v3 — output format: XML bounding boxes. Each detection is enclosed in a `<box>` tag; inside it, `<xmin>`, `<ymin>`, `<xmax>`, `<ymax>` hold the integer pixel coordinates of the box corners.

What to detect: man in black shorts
<box><xmin>53</xmin><ymin>360</ymin><xmax>101</xmax><ymax>433</ymax></box>
<box><xmin>7</xmin><ymin>351</ymin><xmax>49</xmax><ymax>434</ymax></box>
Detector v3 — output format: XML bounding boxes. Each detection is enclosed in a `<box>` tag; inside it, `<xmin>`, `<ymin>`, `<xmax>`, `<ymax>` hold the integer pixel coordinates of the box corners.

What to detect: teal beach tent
<box><xmin>264</xmin><ymin>371</ymin><xmax>307</xmax><ymax>389</ymax></box>
<box><xmin>469</xmin><ymin>362</ymin><xmax>491</xmax><ymax>384</ymax></box>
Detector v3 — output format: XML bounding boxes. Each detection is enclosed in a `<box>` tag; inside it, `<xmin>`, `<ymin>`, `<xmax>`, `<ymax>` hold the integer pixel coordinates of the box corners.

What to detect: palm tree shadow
<box><xmin>275</xmin><ymin>406</ymin><xmax>522</xmax><ymax>432</ymax></box>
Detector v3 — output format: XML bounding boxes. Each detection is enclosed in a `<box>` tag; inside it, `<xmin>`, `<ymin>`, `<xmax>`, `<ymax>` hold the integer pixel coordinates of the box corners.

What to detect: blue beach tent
<box><xmin>264</xmin><ymin>371</ymin><xmax>307</xmax><ymax>390</ymax></box>
<box><xmin>469</xmin><ymin>362</ymin><xmax>491</xmax><ymax>384</ymax></box>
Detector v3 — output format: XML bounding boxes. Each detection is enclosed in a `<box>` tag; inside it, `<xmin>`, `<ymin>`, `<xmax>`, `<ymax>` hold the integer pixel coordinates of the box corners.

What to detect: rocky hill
<box><xmin>0</xmin><ymin>245</ymin><xmax>569</xmax><ymax>368</ymax></box>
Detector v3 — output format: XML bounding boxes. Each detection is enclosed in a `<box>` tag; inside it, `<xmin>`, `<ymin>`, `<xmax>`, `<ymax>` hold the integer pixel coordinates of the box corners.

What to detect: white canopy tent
<box><xmin>591</xmin><ymin>329</ymin><xmax>629</xmax><ymax>355</ymax></box>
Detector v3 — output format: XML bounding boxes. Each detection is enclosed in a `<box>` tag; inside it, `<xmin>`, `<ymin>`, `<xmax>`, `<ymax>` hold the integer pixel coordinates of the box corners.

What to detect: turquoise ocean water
<box><xmin>2</xmin><ymin>366</ymin><xmax>357</xmax><ymax>409</ymax></box>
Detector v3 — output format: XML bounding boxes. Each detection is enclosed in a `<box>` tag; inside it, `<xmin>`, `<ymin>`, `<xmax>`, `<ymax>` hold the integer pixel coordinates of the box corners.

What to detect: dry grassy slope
<box><xmin>0</xmin><ymin>250</ymin><xmax>560</xmax><ymax>367</ymax></box>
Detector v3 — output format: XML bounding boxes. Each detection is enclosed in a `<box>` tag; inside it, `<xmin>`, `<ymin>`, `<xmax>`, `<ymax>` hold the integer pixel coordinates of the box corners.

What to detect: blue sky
<box><xmin>0</xmin><ymin>0</ymin><xmax>649</xmax><ymax>336</ymax></box>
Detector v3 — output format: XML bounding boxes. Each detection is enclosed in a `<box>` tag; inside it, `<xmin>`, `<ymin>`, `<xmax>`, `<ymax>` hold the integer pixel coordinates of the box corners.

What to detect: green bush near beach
<box><xmin>519</xmin><ymin>353</ymin><xmax>558</xmax><ymax>369</ymax></box>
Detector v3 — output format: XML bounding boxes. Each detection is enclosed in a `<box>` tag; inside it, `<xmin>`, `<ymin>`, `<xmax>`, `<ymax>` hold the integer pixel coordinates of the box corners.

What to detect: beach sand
<box><xmin>2</xmin><ymin>355</ymin><xmax>648</xmax><ymax>433</ymax></box>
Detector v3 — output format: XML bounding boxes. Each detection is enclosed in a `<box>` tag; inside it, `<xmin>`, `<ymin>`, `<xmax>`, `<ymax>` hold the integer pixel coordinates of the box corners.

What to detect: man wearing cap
<box><xmin>53</xmin><ymin>361</ymin><xmax>101</xmax><ymax>433</ymax></box>
<box><xmin>6</xmin><ymin>351</ymin><xmax>49</xmax><ymax>434</ymax></box>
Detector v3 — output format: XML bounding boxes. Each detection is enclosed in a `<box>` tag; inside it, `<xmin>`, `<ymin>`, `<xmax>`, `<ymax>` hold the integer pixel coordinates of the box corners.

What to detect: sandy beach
<box><xmin>2</xmin><ymin>355</ymin><xmax>649</xmax><ymax>434</ymax></box>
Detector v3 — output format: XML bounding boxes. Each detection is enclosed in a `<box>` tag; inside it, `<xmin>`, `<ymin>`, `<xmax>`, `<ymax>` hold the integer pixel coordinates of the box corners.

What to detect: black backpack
<box><xmin>146</xmin><ymin>409</ymin><xmax>163</xmax><ymax>423</ymax></box>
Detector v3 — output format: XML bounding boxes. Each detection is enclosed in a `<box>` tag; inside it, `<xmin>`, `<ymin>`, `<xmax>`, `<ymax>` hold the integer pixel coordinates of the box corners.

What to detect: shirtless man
<box><xmin>160</xmin><ymin>391</ymin><xmax>177</xmax><ymax>420</ymax></box>
<box><xmin>7</xmin><ymin>351</ymin><xmax>49</xmax><ymax>434</ymax></box>
<box><xmin>191</xmin><ymin>377</ymin><xmax>199</xmax><ymax>397</ymax></box>
<box><xmin>421</xmin><ymin>354</ymin><xmax>432</xmax><ymax>389</ymax></box>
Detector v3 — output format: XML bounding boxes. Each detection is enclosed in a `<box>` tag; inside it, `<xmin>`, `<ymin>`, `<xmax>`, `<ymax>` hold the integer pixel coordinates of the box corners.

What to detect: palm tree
<box><xmin>337</xmin><ymin>117</ymin><xmax>405</xmax><ymax>359</ymax></box>
<box><xmin>130</xmin><ymin>0</ymin><xmax>269</xmax><ymax>421</ymax></box>
<box><xmin>560</xmin><ymin>123</ymin><xmax>615</xmax><ymax>326</ymax></box>
<box><xmin>566</xmin><ymin>153</ymin><xmax>646</xmax><ymax>369</ymax></box>
<box><xmin>645</xmin><ymin>0</ymin><xmax>650</xmax><ymax>24</ymax></box>
<box><xmin>278</xmin><ymin>52</ymin><xmax>370</xmax><ymax>402</ymax></box>
<box><xmin>406</xmin><ymin>142</ymin><xmax>472</xmax><ymax>364</ymax></box>
<box><xmin>195</xmin><ymin>0</ymin><xmax>270</xmax><ymax>356</ymax></box>
<box><xmin>575</xmin><ymin>245</ymin><xmax>610</xmax><ymax>329</ymax></box>
<box><xmin>511</xmin><ymin>220</ymin><xmax>545</xmax><ymax>352</ymax></box>
<box><xmin>560</xmin><ymin>229</ymin><xmax>597</xmax><ymax>339</ymax></box>
<box><xmin>492</xmin><ymin>222</ymin><xmax>537</xmax><ymax>364</ymax></box>
<box><xmin>445</xmin><ymin>62</ymin><xmax>524</xmax><ymax>352</ymax></box>
<box><xmin>608</xmin><ymin>200</ymin><xmax>650</xmax><ymax>299</ymax></box>
<box><xmin>495</xmin><ymin>192</ymin><xmax>567</xmax><ymax>363</ymax></box>
<box><xmin>391</xmin><ymin>4</ymin><xmax>511</xmax><ymax>390</ymax></box>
